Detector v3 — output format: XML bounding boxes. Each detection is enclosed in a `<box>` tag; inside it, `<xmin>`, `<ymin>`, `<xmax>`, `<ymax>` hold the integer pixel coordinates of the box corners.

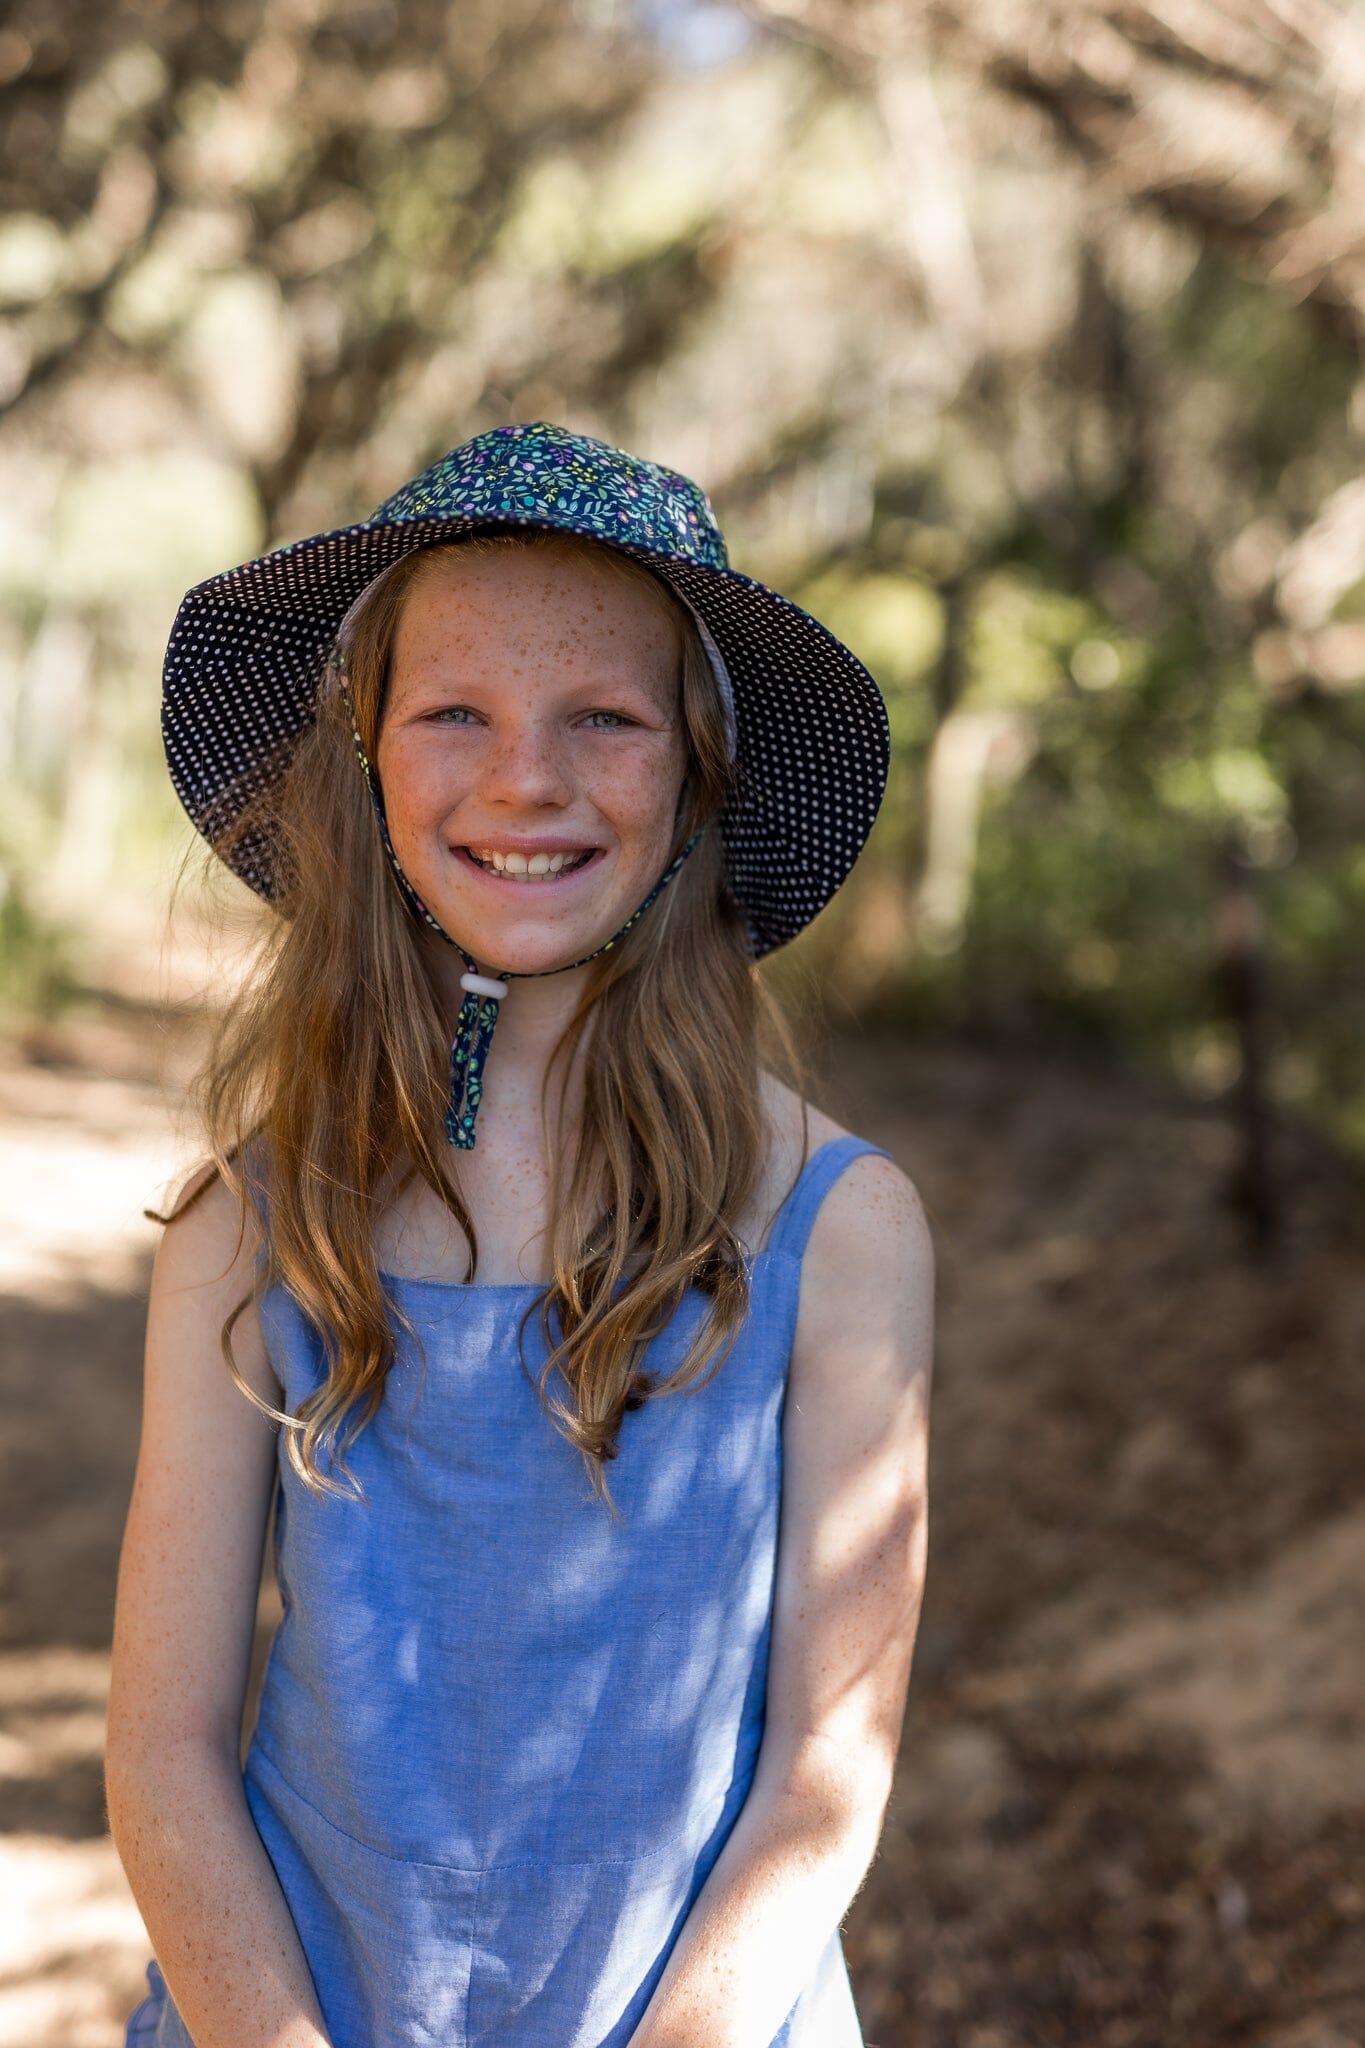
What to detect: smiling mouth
<box><xmin>456</xmin><ymin>846</ymin><xmax>604</xmax><ymax>883</ymax></box>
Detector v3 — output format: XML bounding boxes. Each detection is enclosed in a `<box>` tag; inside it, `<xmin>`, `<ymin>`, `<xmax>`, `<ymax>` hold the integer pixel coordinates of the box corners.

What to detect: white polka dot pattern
<box><xmin>161</xmin><ymin>430</ymin><xmax>890</xmax><ymax>961</ymax></box>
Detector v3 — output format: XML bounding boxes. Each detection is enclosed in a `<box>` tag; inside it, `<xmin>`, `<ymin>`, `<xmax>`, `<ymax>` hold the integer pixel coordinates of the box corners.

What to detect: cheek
<box><xmin>585</xmin><ymin>736</ymin><xmax>687</xmax><ymax>825</ymax></box>
<box><xmin>377</xmin><ymin>740</ymin><xmax>456</xmax><ymax>829</ymax></box>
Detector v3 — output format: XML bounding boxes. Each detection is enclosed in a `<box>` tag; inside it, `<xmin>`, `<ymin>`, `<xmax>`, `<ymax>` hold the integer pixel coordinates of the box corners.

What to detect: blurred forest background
<box><xmin>5</xmin><ymin>0</ymin><xmax>1365</xmax><ymax>1156</ymax></box>
<box><xmin>1</xmin><ymin>1</ymin><xmax>1363</xmax><ymax>2045</ymax></box>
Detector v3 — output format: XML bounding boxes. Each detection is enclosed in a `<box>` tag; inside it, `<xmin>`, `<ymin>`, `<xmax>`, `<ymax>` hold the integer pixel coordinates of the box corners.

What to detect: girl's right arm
<box><xmin>105</xmin><ymin>1162</ymin><xmax>333</xmax><ymax>2048</ymax></box>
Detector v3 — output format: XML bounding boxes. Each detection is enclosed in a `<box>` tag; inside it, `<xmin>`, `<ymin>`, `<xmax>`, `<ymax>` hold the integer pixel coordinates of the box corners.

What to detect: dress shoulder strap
<box><xmin>758</xmin><ymin>1133</ymin><xmax>895</xmax><ymax>1274</ymax></box>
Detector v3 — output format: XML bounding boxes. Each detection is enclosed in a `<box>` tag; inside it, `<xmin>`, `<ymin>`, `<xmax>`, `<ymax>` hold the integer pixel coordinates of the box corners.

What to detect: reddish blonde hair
<box><xmin>153</xmin><ymin>528</ymin><xmax>813</xmax><ymax>1520</ymax></box>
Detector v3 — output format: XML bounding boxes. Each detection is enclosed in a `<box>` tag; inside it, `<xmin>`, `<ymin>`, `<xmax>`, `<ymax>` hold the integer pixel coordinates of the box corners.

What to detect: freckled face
<box><xmin>374</xmin><ymin>546</ymin><xmax>690</xmax><ymax>971</ymax></box>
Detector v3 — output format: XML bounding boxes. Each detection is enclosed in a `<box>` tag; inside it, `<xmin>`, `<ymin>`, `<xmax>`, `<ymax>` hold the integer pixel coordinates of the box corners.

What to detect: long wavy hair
<box><xmin>150</xmin><ymin>525</ymin><xmax>814</xmax><ymax>1520</ymax></box>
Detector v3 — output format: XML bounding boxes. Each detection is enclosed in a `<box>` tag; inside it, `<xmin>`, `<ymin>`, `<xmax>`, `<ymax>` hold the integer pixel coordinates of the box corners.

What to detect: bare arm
<box><xmin>105</xmin><ymin>1162</ymin><xmax>333</xmax><ymax>2048</ymax></box>
<box><xmin>628</xmin><ymin>1152</ymin><xmax>934</xmax><ymax>2048</ymax></box>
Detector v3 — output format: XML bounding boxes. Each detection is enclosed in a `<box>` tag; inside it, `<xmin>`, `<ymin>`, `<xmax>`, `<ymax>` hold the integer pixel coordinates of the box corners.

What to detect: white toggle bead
<box><xmin>460</xmin><ymin>971</ymin><xmax>509</xmax><ymax>1000</ymax></box>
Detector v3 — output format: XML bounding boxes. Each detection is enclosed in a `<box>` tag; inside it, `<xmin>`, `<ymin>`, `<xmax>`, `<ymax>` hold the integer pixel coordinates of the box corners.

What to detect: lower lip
<box><xmin>454</xmin><ymin>846</ymin><xmax>607</xmax><ymax>888</ymax></box>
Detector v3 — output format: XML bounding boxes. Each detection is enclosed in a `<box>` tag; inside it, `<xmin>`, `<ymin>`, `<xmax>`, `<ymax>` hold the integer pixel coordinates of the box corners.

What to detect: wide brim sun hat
<box><xmin>161</xmin><ymin>421</ymin><xmax>891</xmax><ymax>1145</ymax></box>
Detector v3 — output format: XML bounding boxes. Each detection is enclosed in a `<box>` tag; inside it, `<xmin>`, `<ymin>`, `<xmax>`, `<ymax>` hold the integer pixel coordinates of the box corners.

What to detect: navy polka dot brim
<box><xmin>160</xmin><ymin>420</ymin><xmax>890</xmax><ymax>960</ymax></box>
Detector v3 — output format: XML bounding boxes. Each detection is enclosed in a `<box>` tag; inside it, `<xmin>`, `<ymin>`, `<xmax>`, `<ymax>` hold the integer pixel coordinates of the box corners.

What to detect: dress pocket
<box><xmin>466</xmin><ymin>1835</ymin><xmax>688</xmax><ymax>2047</ymax></box>
<box><xmin>244</xmin><ymin>1743</ymin><xmax>481</xmax><ymax>2048</ymax></box>
<box><xmin>465</xmin><ymin>1778</ymin><xmax>744</xmax><ymax>2048</ymax></box>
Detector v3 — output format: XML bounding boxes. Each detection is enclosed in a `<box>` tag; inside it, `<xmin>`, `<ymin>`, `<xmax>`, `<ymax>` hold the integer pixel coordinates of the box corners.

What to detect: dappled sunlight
<box><xmin>0</xmin><ymin>1648</ymin><xmax>112</xmax><ymax>1810</ymax></box>
<box><xmin>0</xmin><ymin>1106</ymin><xmax>173</xmax><ymax>1302</ymax></box>
<box><xmin>0</xmin><ymin>1831</ymin><xmax>148</xmax><ymax>2048</ymax></box>
<box><xmin>1</xmin><ymin>1007</ymin><xmax>1361</xmax><ymax>2042</ymax></box>
<box><xmin>0</xmin><ymin>1039</ymin><xmax>213</xmax><ymax>2041</ymax></box>
<box><xmin>3</xmin><ymin>0</ymin><xmax>1362</xmax><ymax>2035</ymax></box>
<box><xmin>249</xmin><ymin>1270</ymin><xmax>789</xmax><ymax>1873</ymax></box>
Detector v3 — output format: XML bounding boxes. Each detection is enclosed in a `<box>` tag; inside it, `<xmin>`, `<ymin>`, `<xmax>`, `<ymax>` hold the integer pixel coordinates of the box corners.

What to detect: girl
<box><xmin>106</xmin><ymin>422</ymin><xmax>933</xmax><ymax>2048</ymax></box>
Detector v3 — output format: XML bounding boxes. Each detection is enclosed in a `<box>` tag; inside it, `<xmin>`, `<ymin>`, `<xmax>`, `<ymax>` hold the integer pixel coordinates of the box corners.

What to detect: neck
<box><xmin>424</xmin><ymin>935</ymin><xmax>597</xmax><ymax>1135</ymax></box>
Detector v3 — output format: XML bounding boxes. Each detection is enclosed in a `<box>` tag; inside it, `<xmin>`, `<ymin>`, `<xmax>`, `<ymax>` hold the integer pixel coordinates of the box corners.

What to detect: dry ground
<box><xmin>1</xmin><ymin>1000</ymin><xmax>1361</xmax><ymax>2048</ymax></box>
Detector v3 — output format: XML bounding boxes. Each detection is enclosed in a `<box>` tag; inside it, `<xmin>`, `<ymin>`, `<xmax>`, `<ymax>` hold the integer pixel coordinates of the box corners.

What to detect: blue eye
<box><xmin>425</xmin><ymin>707</ymin><xmax>634</xmax><ymax>728</ymax></box>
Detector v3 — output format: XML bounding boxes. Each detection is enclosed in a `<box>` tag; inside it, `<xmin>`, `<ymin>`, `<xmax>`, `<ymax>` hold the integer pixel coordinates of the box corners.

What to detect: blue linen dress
<box><xmin>123</xmin><ymin>1133</ymin><xmax>892</xmax><ymax>2048</ymax></box>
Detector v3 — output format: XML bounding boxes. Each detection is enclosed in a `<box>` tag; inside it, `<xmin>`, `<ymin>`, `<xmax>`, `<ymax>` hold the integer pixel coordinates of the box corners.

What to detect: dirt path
<box><xmin>2</xmin><ymin>1006</ymin><xmax>1362</xmax><ymax>2048</ymax></box>
<box><xmin>821</xmin><ymin>1039</ymin><xmax>1365</xmax><ymax>2048</ymax></box>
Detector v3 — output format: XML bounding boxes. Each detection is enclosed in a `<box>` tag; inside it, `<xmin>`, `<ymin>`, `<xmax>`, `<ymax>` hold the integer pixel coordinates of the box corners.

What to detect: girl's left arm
<box><xmin>627</xmin><ymin>1150</ymin><xmax>935</xmax><ymax>2048</ymax></box>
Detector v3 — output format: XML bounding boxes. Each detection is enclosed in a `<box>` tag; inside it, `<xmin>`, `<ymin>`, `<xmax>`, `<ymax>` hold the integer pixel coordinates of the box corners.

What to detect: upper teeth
<box><xmin>468</xmin><ymin>848</ymin><xmax>589</xmax><ymax>874</ymax></box>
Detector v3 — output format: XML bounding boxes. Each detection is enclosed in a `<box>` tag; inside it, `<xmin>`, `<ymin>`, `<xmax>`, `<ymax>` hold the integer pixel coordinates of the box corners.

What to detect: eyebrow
<box><xmin>399</xmin><ymin>667</ymin><xmax>671</xmax><ymax>703</ymax></box>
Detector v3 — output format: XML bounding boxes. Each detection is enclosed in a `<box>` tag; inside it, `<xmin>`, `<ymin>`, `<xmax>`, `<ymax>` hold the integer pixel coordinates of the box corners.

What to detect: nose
<box><xmin>477</xmin><ymin>714</ymin><xmax>577</xmax><ymax>808</ymax></box>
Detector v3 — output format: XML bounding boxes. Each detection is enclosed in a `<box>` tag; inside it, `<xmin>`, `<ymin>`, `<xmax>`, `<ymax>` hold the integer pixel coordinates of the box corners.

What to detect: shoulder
<box><xmin>158</xmin><ymin>1154</ymin><xmax>267</xmax><ymax>1277</ymax></box>
<box><xmin>805</xmin><ymin>1149</ymin><xmax>933</xmax><ymax>1341</ymax></box>
<box><xmin>784</xmin><ymin>1161</ymin><xmax>934</xmax><ymax>1420</ymax></box>
<box><xmin>150</xmin><ymin>1153</ymin><xmax>278</xmax><ymax>1405</ymax></box>
<box><xmin>755</xmin><ymin>1070</ymin><xmax>853</xmax><ymax>1200</ymax></box>
<box><xmin>758</xmin><ymin>1070</ymin><xmax>934</xmax><ymax>1350</ymax></box>
<box><xmin>760</xmin><ymin>1072</ymin><xmax>928</xmax><ymax>1245</ymax></box>
<box><xmin>810</xmin><ymin>1140</ymin><xmax>932</xmax><ymax>1281</ymax></box>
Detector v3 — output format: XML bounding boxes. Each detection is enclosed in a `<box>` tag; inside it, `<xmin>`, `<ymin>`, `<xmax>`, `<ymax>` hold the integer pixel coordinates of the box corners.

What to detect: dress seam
<box><xmin>247</xmin><ymin>1735</ymin><xmax>733</xmax><ymax>1876</ymax></box>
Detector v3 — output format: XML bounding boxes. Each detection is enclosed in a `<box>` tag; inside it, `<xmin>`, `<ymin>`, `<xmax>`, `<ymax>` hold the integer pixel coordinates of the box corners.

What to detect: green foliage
<box><xmin>4</xmin><ymin>0</ymin><xmax>1363</xmax><ymax>1161</ymax></box>
<box><xmin>0</xmin><ymin>853</ymin><xmax>84</xmax><ymax>1021</ymax></box>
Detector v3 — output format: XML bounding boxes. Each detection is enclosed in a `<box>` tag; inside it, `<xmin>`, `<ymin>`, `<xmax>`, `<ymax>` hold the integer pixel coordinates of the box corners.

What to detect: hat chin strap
<box><xmin>433</xmin><ymin>844</ymin><xmax>704</xmax><ymax>1150</ymax></box>
<box><xmin>329</xmin><ymin>648</ymin><xmax>702</xmax><ymax>1148</ymax></box>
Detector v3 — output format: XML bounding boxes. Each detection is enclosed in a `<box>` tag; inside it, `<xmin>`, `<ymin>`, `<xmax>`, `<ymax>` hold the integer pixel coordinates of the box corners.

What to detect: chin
<box><xmin>420</xmin><ymin>898</ymin><xmax>622</xmax><ymax>965</ymax></box>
